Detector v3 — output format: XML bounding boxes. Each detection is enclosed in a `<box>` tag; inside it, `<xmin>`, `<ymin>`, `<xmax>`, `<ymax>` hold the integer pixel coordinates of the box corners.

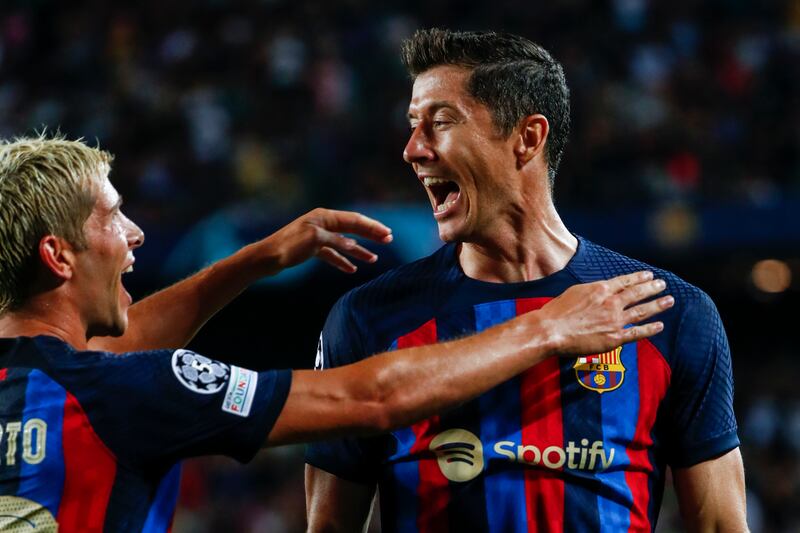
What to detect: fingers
<box><xmin>604</xmin><ymin>271</ymin><xmax>653</xmax><ymax>293</ymax></box>
<box><xmin>623</xmin><ymin>295</ymin><xmax>675</xmax><ymax>324</ymax></box>
<box><xmin>317</xmin><ymin>247</ymin><xmax>357</xmax><ymax>273</ymax></box>
<box><xmin>621</xmin><ymin>321</ymin><xmax>665</xmax><ymax>343</ymax></box>
<box><xmin>319</xmin><ymin>231</ymin><xmax>378</xmax><ymax>262</ymax></box>
<box><xmin>617</xmin><ymin>278</ymin><xmax>667</xmax><ymax>307</ymax></box>
<box><xmin>342</xmin><ymin>242</ymin><xmax>379</xmax><ymax>264</ymax></box>
<box><xmin>315</xmin><ymin>226</ymin><xmax>383</xmax><ymax>272</ymax></box>
<box><xmin>318</xmin><ymin>209</ymin><xmax>393</xmax><ymax>244</ymax></box>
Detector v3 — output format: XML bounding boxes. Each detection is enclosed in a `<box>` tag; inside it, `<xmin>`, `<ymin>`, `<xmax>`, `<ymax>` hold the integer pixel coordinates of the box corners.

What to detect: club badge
<box><xmin>573</xmin><ymin>346</ymin><xmax>625</xmax><ymax>394</ymax></box>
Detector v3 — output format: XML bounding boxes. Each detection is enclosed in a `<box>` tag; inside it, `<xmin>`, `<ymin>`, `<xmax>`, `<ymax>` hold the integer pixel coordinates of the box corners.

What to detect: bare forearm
<box><xmin>91</xmin><ymin>242</ymin><xmax>274</xmax><ymax>352</ymax></box>
<box><xmin>268</xmin><ymin>271</ymin><xmax>671</xmax><ymax>445</ymax></box>
<box><xmin>367</xmin><ymin>314</ymin><xmax>552</xmax><ymax>429</ymax></box>
<box><xmin>268</xmin><ymin>313</ymin><xmax>553</xmax><ymax>444</ymax></box>
<box><xmin>674</xmin><ymin>448</ymin><xmax>748</xmax><ymax>532</ymax></box>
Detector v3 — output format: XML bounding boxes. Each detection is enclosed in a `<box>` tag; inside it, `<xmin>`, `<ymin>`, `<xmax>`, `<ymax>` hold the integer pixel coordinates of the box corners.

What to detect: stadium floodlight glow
<box><xmin>751</xmin><ymin>259</ymin><xmax>792</xmax><ymax>294</ymax></box>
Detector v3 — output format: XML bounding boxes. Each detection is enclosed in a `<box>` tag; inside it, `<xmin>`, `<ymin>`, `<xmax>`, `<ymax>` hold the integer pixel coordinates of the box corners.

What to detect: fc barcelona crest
<box><xmin>573</xmin><ymin>346</ymin><xmax>625</xmax><ymax>393</ymax></box>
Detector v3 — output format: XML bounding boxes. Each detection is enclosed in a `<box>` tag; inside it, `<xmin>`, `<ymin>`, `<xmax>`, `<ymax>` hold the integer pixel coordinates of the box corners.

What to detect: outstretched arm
<box><xmin>674</xmin><ymin>448</ymin><xmax>748</xmax><ymax>532</ymax></box>
<box><xmin>269</xmin><ymin>271</ymin><xmax>673</xmax><ymax>445</ymax></box>
<box><xmin>88</xmin><ymin>209</ymin><xmax>392</xmax><ymax>352</ymax></box>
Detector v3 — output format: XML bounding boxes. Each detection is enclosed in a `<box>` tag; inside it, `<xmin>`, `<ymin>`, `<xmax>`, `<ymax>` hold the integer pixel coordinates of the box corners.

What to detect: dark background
<box><xmin>1</xmin><ymin>0</ymin><xmax>798</xmax><ymax>530</ymax></box>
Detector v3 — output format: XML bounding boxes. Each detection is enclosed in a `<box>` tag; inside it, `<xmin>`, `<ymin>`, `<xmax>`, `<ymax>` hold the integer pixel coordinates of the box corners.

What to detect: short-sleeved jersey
<box><xmin>0</xmin><ymin>335</ymin><xmax>291</xmax><ymax>532</ymax></box>
<box><xmin>306</xmin><ymin>237</ymin><xmax>738</xmax><ymax>532</ymax></box>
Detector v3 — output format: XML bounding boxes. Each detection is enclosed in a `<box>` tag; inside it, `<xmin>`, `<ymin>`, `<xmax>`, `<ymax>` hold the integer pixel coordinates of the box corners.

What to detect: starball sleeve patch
<box><xmin>171</xmin><ymin>349</ymin><xmax>231</xmax><ymax>395</ymax></box>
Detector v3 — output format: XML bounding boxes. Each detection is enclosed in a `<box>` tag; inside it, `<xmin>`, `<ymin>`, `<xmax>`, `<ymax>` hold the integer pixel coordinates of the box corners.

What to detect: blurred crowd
<box><xmin>0</xmin><ymin>0</ymin><xmax>798</xmax><ymax>228</ymax></box>
<box><xmin>1</xmin><ymin>0</ymin><xmax>798</xmax><ymax>531</ymax></box>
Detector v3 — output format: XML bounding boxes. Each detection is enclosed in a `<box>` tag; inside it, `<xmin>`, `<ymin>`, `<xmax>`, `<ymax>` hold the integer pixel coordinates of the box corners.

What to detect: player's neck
<box><xmin>458</xmin><ymin>200</ymin><xmax>577</xmax><ymax>283</ymax></box>
<box><xmin>0</xmin><ymin>296</ymin><xmax>88</xmax><ymax>350</ymax></box>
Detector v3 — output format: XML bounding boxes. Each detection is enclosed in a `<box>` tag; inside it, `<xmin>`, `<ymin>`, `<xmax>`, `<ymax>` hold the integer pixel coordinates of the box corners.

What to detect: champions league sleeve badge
<box><xmin>171</xmin><ymin>349</ymin><xmax>231</xmax><ymax>394</ymax></box>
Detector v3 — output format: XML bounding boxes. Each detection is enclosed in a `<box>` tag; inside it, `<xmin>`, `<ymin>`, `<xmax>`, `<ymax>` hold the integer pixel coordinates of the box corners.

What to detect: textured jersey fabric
<box><xmin>0</xmin><ymin>335</ymin><xmax>291</xmax><ymax>532</ymax></box>
<box><xmin>305</xmin><ymin>237</ymin><xmax>738</xmax><ymax>532</ymax></box>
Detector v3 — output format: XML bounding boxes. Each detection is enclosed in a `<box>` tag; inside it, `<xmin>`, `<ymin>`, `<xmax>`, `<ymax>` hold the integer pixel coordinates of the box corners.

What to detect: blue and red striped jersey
<box><xmin>305</xmin><ymin>237</ymin><xmax>739</xmax><ymax>532</ymax></box>
<box><xmin>0</xmin><ymin>335</ymin><xmax>291</xmax><ymax>532</ymax></box>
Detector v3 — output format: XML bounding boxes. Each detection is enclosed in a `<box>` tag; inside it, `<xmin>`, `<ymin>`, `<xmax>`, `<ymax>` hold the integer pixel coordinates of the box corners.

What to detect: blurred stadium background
<box><xmin>1</xmin><ymin>0</ymin><xmax>798</xmax><ymax>530</ymax></box>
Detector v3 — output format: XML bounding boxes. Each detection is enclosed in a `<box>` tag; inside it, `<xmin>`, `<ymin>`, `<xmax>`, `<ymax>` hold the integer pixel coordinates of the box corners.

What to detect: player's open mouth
<box><xmin>120</xmin><ymin>260</ymin><xmax>135</xmax><ymax>304</ymax></box>
<box><xmin>423</xmin><ymin>177</ymin><xmax>461</xmax><ymax>216</ymax></box>
<box><xmin>121</xmin><ymin>258</ymin><xmax>135</xmax><ymax>277</ymax></box>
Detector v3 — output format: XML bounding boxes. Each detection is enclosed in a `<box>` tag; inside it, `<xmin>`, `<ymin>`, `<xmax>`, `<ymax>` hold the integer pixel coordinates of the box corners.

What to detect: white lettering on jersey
<box><xmin>494</xmin><ymin>438</ymin><xmax>615</xmax><ymax>471</ymax></box>
<box><xmin>426</xmin><ymin>428</ymin><xmax>617</xmax><ymax>483</ymax></box>
<box><xmin>0</xmin><ymin>419</ymin><xmax>47</xmax><ymax>467</ymax></box>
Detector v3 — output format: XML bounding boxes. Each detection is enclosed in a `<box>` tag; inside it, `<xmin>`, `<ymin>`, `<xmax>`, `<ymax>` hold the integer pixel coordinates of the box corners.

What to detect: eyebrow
<box><xmin>111</xmin><ymin>195</ymin><xmax>123</xmax><ymax>212</ymax></box>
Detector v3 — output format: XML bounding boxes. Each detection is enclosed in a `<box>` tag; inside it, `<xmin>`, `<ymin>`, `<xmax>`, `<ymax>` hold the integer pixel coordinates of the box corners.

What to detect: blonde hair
<box><xmin>0</xmin><ymin>134</ymin><xmax>113</xmax><ymax>313</ymax></box>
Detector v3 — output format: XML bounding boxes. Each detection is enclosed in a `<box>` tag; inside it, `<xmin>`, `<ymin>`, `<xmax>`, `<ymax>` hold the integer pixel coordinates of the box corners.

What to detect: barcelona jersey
<box><xmin>305</xmin><ymin>237</ymin><xmax>739</xmax><ymax>532</ymax></box>
<box><xmin>0</xmin><ymin>336</ymin><xmax>291</xmax><ymax>532</ymax></box>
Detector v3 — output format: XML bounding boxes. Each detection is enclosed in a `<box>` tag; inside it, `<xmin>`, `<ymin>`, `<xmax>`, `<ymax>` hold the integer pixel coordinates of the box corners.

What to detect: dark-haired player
<box><xmin>0</xmin><ymin>135</ymin><xmax>670</xmax><ymax>531</ymax></box>
<box><xmin>305</xmin><ymin>29</ymin><xmax>745</xmax><ymax>532</ymax></box>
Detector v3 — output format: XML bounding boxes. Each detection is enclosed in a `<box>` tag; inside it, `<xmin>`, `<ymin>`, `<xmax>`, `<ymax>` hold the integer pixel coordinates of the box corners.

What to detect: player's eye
<box><xmin>432</xmin><ymin>115</ymin><xmax>455</xmax><ymax>128</ymax></box>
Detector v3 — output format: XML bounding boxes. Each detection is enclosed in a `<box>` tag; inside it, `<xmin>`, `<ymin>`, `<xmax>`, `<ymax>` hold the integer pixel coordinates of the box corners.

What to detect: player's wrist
<box><xmin>244</xmin><ymin>237</ymin><xmax>285</xmax><ymax>277</ymax></box>
<box><xmin>514</xmin><ymin>310</ymin><xmax>562</xmax><ymax>360</ymax></box>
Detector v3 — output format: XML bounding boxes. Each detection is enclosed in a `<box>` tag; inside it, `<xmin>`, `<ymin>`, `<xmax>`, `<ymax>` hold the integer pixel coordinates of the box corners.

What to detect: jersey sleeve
<box><xmin>304</xmin><ymin>293</ymin><xmax>384</xmax><ymax>485</ymax></box>
<box><xmin>71</xmin><ymin>349</ymin><xmax>292</xmax><ymax>468</ymax></box>
<box><xmin>665</xmin><ymin>290</ymin><xmax>740</xmax><ymax>467</ymax></box>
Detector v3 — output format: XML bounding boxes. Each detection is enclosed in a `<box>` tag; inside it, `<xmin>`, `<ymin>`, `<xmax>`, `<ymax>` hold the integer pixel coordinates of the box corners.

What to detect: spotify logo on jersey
<box><xmin>429</xmin><ymin>429</ymin><xmax>484</xmax><ymax>482</ymax></box>
<box><xmin>426</xmin><ymin>428</ymin><xmax>616</xmax><ymax>483</ymax></box>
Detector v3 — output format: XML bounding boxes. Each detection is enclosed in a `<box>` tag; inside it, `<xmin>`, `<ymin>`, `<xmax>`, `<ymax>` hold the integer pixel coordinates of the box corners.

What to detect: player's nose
<box><xmin>125</xmin><ymin>215</ymin><xmax>145</xmax><ymax>249</ymax></box>
<box><xmin>403</xmin><ymin>125</ymin><xmax>436</xmax><ymax>164</ymax></box>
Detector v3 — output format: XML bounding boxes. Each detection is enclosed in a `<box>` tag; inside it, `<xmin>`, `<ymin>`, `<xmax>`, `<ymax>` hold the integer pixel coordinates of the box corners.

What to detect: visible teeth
<box><xmin>123</xmin><ymin>265</ymin><xmax>134</xmax><ymax>274</ymax></box>
<box><xmin>436</xmin><ymin>201</ymin><xmax>455</xmax><ymax>212</ymax></box>
<box><xmin>423</xmin><ymin>177</ymin><xmax>449</xmax><ymax>186</ymax></box>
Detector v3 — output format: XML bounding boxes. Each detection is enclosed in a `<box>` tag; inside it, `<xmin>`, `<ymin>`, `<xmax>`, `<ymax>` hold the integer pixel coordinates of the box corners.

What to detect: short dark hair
<box><xmin>401</xmin><ymin>28</ymin><xmax>570</xmax><ymax>183</ymax></box>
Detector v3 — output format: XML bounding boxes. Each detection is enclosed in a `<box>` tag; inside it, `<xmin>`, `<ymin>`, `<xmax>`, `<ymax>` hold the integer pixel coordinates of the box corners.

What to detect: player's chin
<box><xmin>107</xmin><ymin>308</ymin><xmax>129</xmax><ymax>338</ymax></box>
<box><xmin>436</xmin><ymin>219</ymin><xmax>468</xmax><ymax>243</ymax></box>
<box><xmin>87</xmin><ymin>315</ymin><xmax>127</xmax><ymax>339</ymax></box>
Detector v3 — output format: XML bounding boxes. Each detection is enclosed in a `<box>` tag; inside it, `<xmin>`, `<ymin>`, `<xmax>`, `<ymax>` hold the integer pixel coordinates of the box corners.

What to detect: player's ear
<box><xmin>513</xmin><ymin>114</ymin><xmax>549</xmax><ymax>166</ymax></box>
<box><xmin>39</xmin><ymin>235</ymin><xmax>77</xmax><ymax>281</ymax></box>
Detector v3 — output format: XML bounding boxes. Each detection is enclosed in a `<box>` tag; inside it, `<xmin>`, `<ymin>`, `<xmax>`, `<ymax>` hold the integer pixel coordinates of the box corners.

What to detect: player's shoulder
<box><xmin>569</xmin><ymin>239</ymin><xmax>723</xmax><ymax>365</ymax></box>
<box><xmin>20</xmin><ymin>336</ymin><xmax>174</xmax><ymax>393</ymax></box>
<box><xmin>41</xmin><ymin>336</ymin><xmax>167</xmax><ymax>368</ymax></box>
<box><xmin>569</xmin><ymin>237</ymin><xmax>715</xmax><ymax>316</ymax></box>
<box><xmin>1</xmin><ymin>335</ymin><xmax>115</xmax><ymax>375</ymax></box>
<box><xmin>0</xmin><ymin>336</ymin><xmax>174</xmax><ymax>414</ymax></box>
<box><xmin>333</xmin><ymin>243</ymin><xmax>457</xmax><ymax>318</ymax></box>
